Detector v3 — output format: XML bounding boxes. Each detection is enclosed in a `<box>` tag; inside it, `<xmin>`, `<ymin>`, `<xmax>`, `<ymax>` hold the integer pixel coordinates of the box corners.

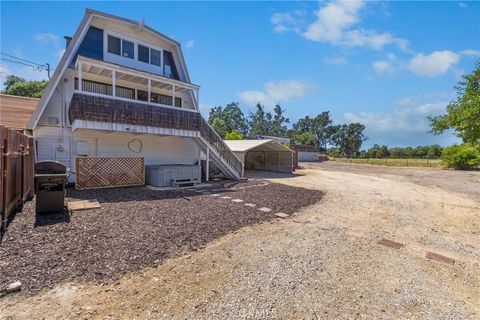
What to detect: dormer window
<box><xmin>107</xmin><ymin>35</ymin><xmax>121</xmax><ymax>55</ymax></box>
<box><xmin>138</xmin><ymin>45</ymin><xmax>149</xmax><ymax>63</ymax></box>
<box><xmin>138</xmin><ymin>44</ymin><xmax>161</xmax><ymax>67</ymax></box>
<box><xmin>122</xmin><ymin>40</ymin><xmax>134</xmax><ymax>59</ymax></box>
<box><xmin>107</xmin><ymin>35</ymin><xmax>134</xmax><ymax>59</ymax></box>
<box><xmin>163</xmin><ymin>50</ymin><xmax>179</xmax><ymax>80</ymax></box>
<box><xmin>150</xmin><ymin>49</ymin><xmax>161</xmax><ymax>66</ymax></box>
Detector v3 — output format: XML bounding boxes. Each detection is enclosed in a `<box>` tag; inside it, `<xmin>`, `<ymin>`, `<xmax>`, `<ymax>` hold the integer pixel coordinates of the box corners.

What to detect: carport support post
<box><xmin>206</xmin><ymin>148</ymin><xmax>209</xmax><ymax>182</ymax></box>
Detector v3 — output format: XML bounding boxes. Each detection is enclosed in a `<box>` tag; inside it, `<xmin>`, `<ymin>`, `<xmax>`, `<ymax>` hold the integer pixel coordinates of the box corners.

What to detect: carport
<box><xmin>224</xmin><ymin>139</ymin><xmax>294</xmax><ymax>174</ymax></box>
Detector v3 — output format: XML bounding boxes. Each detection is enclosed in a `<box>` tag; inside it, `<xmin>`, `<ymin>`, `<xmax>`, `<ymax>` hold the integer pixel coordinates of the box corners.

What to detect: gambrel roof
<box><xmin>27</xmin><ymin>9</ymin><xmax>191</xmax><ymax>129</ymax></box>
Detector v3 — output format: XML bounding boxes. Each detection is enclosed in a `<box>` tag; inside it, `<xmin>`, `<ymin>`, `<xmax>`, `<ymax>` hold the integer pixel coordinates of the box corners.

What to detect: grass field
<box><xmin>332</xmin><ymin>157</ymin><xmax>444</xmax><ymax>168</ymax></box>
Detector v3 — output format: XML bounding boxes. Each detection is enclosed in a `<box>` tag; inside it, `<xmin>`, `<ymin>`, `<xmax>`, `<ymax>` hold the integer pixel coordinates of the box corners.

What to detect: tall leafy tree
<box><xmin>208</xmin><ymin>102</ymin><xmax>248</xmax><ymax>138</ymax></box>
<box><xmin>1</xmin><ymin>75</ymin><xmax>48</xmax><ymax>98</ymax></box>
<box><xmin>248</xmin><ymin>104</ymin><xmax>269</xmax><ymax>137</ymax></box>
<box><xmin>293</xmin><ymin>112</ymin><xmax>334</xmax><ymax>150</ymax></box>
<box><xmin>248</xmin><ymin>104</ymin><xmax>289</xmax><ymax>138</ymax></box>
<box><xmin>428</xmin><ymin>62</ymin><xmax>480</xmax><ymax>145</ymax></box>
<box><xmin>269</xmin><ymin>104</ymin><xmax>289</xmax><ymax>137</ymax></box>
<box><xmin>331</xmin><ymin>123</ymin><xmax>366</xmax><ymax>157</ymax></box>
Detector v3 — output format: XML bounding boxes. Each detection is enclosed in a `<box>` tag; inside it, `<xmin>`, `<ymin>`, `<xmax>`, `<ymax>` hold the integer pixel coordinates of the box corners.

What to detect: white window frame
<box><xmin>103</xmin><ymin>29</ymin><xmax>163</xmax><ymax>71</ymax></box>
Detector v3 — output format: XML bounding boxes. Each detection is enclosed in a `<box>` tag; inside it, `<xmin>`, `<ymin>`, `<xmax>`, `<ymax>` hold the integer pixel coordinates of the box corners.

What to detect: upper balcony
<box><xmin>74</xmin><ymin>55</ymin><xmax>200</xmax><ymax>112</ymax></box>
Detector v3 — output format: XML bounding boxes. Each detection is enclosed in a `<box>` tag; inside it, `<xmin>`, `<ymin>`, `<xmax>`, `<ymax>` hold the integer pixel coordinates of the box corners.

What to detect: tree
<box><xmin>3</xmin><ymin>75</ymin><xmax>25</xmax><ymax>90</ymax></box>
<box><xmin>248</xmin><ymin>104</ymin><xmax>269</xmax><ymax>137</ymax></box>
<box><xmin>331</xmin><ymin>123</ymin><xmax>366</xmax><ymax>157</ymax></box>
<box><xmin>427</xmin><ymin>144</ymin><xmax>443</xmax><ymax>158</ymax></box>
<box><xmin>225</xmin><ymin>130</ymin><xmax>244</xmax><ymax>140</ymax></box>
<box><xmin>292</xmin><ymin>131</ymin><xmax>316</xmax><ymax>145</ymax></box>
<box><xmin>269</xmin><ymin>104</ymin><xmax>289</xmax><ymax>137</ymax></box>
<box><xmin>1</xmin><ymin>75</ymin><xmax>48</xmax><ymax>98</ymax></box>
<box><xmin>428</xmin><ymin>62</ymin><xmax>480</xmax><ymax>145</ymax></box>
<box><xmin>441</xmin><ymin>144</ymin><xmax>480</xmax><ymax>169</ymax></box>
<box><xmin>292</xmin><ymin>112</ymin><xmax>334</xmax><ymax>150</ymax></box>
<box><xmin>248</xmin><ymin>103</ymin><xmax>289</xmax><ymax>138</ymax></box>
<box><xmin>208</xmin><ymin>102</ymin><xmax>248</xmax><ymax>138</ymax></box>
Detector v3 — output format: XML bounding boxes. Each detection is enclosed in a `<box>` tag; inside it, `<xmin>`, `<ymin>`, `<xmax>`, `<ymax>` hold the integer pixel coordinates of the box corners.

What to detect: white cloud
<box><xmin>239</xmin><ymin>80</ymin><xmax>317</xmax><ymax>107</ymax></box>
<box><xmin>460</xmin><ymin>49</ymin><xmax>480</xmax><ymax>57</ymax></box>
<box><xmin>270</xmin><ymin>10</ymin><xmax>306</xmax><ymax>34</ymax></box>
<box><xmin>35</xmin><ymin>32</ymin><xmax>65</xmax><ymax>61</ymax></box>
<box><xmin>35</xmin><ymin>33</ymin><xmax>59</xmax><ymax>43</ymax></box>
<box><xmin>458</xmin><ymin>2</ymin><xmax>467</xmax><ymax>8</ymax></box>
<box><xmin>186</xmin><ymin>40</ymin><xmax>195</xmax><ymax>49</ymax></box>
<box><xmin>408</xmin><ymin>50</ymin><xmax>460</xmax><ymax>77</ymax></box>
<box><xmin>300</xmin><ymin>0</ymin><xmax>408</xmax><ymax>50</ymax></box>
<box><xmin>324</xmin><ymin>56</ymin><xmax>348</xmax><ymax>65</ymax></box>
<box><xmin>343</xmin><ymin>102</ymin><xmax>447</xmax><ymax>133</ymax></box>
<box><xmin>372</xmin><ymin>53</ymin><xmax>398</xmax><ymax>74</ymax></box>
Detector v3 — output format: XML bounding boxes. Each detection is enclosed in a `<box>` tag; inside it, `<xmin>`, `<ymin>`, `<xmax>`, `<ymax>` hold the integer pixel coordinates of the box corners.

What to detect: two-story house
<box><xmin>27</xmin><ymin>9</ymin><xmax>243</xmax><ymax>186</ymax></box>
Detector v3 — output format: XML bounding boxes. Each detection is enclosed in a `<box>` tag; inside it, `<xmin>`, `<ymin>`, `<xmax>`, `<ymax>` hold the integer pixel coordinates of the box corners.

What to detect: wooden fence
<box><xmin>1</xmin><ymin>125</ymin><xmax>35</xmax><ymax>232</ymax></box>
<box><xmin>76</xmin><ymin>157</ymin><xmax>145</xmax><ymax>190</ymax></box>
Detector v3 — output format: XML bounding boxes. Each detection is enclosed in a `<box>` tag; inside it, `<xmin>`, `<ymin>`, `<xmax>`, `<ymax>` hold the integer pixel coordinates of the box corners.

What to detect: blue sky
<box><xmin>1</xmin><ymin>1</ymin><xmax>479</xmax><ymax>148</ymax></box>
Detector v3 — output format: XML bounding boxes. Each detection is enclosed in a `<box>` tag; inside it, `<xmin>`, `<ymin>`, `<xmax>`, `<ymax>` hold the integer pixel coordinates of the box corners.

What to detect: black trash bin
<box><xmin>34</xmin><ymin>161</ymin><xmax>68</xmax><ymax>214</ymax></box>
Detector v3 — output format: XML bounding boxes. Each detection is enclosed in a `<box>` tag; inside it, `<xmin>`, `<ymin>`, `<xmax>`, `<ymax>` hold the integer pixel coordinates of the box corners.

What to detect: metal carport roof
<box><xmin>224</xmin><ymin>139</ymin><xmax>293</xmax><ymax>153</ymax></box>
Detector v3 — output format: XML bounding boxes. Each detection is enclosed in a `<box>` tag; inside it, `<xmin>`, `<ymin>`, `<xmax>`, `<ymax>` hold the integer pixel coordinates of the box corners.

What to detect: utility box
<box><xmin>34</xmin><ymin>161</ymin><xmax>68</xmax><ymax>214</ymax></box>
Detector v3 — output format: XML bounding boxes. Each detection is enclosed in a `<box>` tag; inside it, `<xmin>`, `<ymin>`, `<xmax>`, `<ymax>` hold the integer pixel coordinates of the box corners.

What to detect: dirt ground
<box><xmin>1</xmin><ymin>162</ymin><xmax>479</xmax><ymax>319</ymax></box>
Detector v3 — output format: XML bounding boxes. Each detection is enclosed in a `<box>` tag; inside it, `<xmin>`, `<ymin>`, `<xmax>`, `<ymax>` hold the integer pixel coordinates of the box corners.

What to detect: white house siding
<box><xmin>72</xmin><ymin>129</ymin><xmax>198</xmax><ymax>165</ymax></box>
<box><xmin>34</xmin><ymin>125</ymin><xmax>73</xmax><ymax>169</ymax></box>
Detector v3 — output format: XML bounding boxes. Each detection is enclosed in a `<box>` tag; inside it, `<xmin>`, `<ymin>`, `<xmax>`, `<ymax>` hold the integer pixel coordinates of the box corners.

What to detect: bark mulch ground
<box><xmin>0</xmin><ymin>179</ymin><xmax>323</xmax><ymax>296</ymax></box>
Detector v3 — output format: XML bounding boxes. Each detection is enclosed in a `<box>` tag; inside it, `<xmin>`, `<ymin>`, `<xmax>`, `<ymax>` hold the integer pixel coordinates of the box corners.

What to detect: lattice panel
<box><xmin>76</xmin><ymin>157</ymin><xmax>145</xmax><ymax>190</ymax></box>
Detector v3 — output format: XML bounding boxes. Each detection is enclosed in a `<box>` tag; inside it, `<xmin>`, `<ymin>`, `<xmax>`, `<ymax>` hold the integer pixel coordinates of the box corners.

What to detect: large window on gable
<box><xmin>122</xmin><ymin>40</ymin><xmax>134</xmax><ymax>59</ymax></box>
<box><xmin>107</xmin><ymin>35</ymin><xmax>121</xmax><ymax>55</ymax></box>
<box><xmin>163</xmin><ymin>50</ymin><xmax>179</xmax><ymax>80</ymax></box>
<box><xmin>138</xmin><ymin>45</ymin><xmax>149</xmax><ymax>63</ymax></box>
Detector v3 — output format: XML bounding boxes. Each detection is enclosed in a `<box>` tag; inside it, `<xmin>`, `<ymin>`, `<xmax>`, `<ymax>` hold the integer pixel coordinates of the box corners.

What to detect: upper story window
<box><xmin>138</xmin><ymin>45</ymin><xmax>149</xmax><ymax>63</ymax></box>
<box><xmin>163</xmin><ymin>50</ymin><xmax>179</xmax><ymax>80</ymax></box>
<box><xmin>150</xmin><ymin>49</ymin><xmax>161</xmax><ymax>66</ymax></box>
<box><xmin>107</xmin><ymin>35</ymin><xmax>134</xmax><ymax>59</ymax></box>
<box><xmin>138</xmin><ymin>44</ymin><xmax>162</xmax><ymax>67</ymax></box>
<box><xmin>122</xmin><ymin>40</ymin><xmax>134</xmax><ymax>59</ymax></box>
<box><xmin>107</xmin><ymin>35</ymin><xmax>121</xmax><ymax>55</ymax></box>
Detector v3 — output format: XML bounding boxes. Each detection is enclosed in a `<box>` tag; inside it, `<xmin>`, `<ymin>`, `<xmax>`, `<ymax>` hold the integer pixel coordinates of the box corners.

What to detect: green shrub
<box><xmin>441</xmin><ymin>144</ymin><xmax>480</xmax><ymax>169</ymax></box>
<box><xmin>225</xmin><ymin>130</ymin><xmax>244</xmax><ymax>140</ymax></box>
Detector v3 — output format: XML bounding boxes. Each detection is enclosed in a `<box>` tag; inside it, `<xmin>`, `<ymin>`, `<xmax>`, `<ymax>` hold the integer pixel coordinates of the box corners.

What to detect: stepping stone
<box><xmin>377</xmin><ymin>239</ymin><xmax>403</xmax><ymax>249</ymax></box>
<box><xmin>292</xmin><ymin>218</ymin><xmax>311</xmax><ymax>224</ymax></box>
<box><xmin>244</xmin><ymin>203</ymin><xmax>256</xmax><ymax>207</ymax></box>
<box><xmin>211</xmin><ymin>194</ymin><xmax>220</xmax><ymax>197</ymax></box>
<box><xmin>346</xmin><ymin>230</ymin><xmax>365</xmax><ymax>238</ymax></box>
<box><xmin>425</xmin><ymin>251</ymin><xmax>455</xmax><ymax>265</ymax></box>
<box><xmin>83</xmin><ymin>200</ymin><xmax>101</xmax><ymax>209</ymax></box>
<box><xmin>232</xmin><ymin>199</ymin><xmax>244</xmax><ymax>203</ymax></box>
<box><xmin>258</xmin><ymin>207</ymin><xmax>272</xmax><ymax>212</ymax></box>
<box><xmin>220</xmin><ymin>196</ymin><xmax>232</xmax><ymax>199</ymax></box>
<box><xmin>274</xmin><ymin>212</ymin><xmax>289</xmax><ymax>218</ymax></box>
<box><xmin>68</xmin><ymin>201</ymin><xmax>85</xmax><ymax>211</ymax></box>
<box><xmin>68</xmin><ymin>199</ymin><xmax>101</xmax><ymax>211</ymax></box>
<box><xmin>318</xmin><ymin>223</ymin><xmax>335</xmax><ymax>231</ymax></box>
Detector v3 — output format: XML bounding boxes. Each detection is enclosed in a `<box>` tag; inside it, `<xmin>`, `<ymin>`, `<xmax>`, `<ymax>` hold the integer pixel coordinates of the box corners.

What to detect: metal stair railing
<box><xmin>199</xmin><ymin>118</ymin><xmax>243</xmax><ymax>178</ymax></box>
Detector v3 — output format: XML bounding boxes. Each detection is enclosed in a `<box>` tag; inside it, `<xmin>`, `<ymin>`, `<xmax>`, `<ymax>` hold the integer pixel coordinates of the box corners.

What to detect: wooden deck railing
<box><xmin>69</xmin><ymin>93</ymin><xmax>200</xmax><ymax>131</ymax></box>
<box><xmin>69</xmin><ymin>93</ymin><xmax>243</xmax><ymax>178</ymax></box>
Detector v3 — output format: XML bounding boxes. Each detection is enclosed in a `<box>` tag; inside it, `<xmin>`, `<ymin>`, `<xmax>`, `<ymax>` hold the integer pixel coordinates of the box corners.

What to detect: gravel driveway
<box><xmin>1</xmin><ymin>163</ymin><xmax>479</xmax><ymax>319</ymax></box>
